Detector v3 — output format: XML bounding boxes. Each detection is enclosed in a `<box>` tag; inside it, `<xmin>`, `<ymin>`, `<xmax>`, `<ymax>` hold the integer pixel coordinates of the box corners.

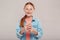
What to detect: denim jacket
<box><xmin>16</xmin><ymin>17</ymin><xmax>43</xmax><ymax>40</ymax></box>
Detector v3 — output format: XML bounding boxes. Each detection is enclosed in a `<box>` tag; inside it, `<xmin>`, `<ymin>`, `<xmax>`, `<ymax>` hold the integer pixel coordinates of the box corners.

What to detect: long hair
<box><xmin>20</xmin><ymin>2</ymin><xmax>35</xmax><ymax>27</ymax></box>
<box><xmin>20</xmin><ymin>15</ymin><xmax>27</xmax><ymax>27</ymax></box>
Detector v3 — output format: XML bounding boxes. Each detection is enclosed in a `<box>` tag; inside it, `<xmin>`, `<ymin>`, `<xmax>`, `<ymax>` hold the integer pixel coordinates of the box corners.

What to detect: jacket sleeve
<box><xmin>16</xmin><ymin>19</ymin><xmax>24</xmax><ymax>39</ymax></box>
<box><xmin>34</xmin><ymin>19</ymin><xmax>43</xmax><ymax>39</ymax></box>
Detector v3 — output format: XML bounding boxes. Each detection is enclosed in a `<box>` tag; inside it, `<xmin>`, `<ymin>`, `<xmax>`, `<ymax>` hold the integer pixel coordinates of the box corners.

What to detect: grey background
<box><xmin>0</xmin><ymin>0</ymin><xmax>60</xmax><ymax>40</ymax></box>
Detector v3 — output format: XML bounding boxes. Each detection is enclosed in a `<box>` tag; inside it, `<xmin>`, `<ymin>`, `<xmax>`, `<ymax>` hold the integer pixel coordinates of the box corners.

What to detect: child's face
<box><xmin>24</xmin><ymin>4</ymin><xmax>35</xmax><ymax>16</ymax></box>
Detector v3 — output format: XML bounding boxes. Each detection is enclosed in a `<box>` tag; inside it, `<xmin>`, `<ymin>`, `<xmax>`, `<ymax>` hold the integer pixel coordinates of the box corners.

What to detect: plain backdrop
<box><xmin>0</xmin><ymin>0</ymin><xmax>60</xmax><ymax>40</ymax></box>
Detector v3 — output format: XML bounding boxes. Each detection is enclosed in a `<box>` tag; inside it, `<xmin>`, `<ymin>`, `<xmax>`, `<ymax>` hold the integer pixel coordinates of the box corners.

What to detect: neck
<box><xmin>27</xmin><ymin>16</ymin><xmax>33</xmax><ymax>18</ymax></box>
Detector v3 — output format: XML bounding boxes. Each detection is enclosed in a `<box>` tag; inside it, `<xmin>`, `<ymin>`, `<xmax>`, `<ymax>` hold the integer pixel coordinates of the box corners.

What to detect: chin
<box><xmin>27</xmin><ymin>15</ymin><xmax>31</xmax><ymax>16</ymax></box>
<box><xmin>26</xmin><ymin>14</ymin><xmax>31</xmax><ymax>16</ymax></box>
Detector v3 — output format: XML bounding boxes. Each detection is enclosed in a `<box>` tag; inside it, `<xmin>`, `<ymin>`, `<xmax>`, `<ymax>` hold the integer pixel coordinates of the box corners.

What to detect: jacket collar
<box><xmin>32</xmin><ymin>16</ymin><xmax>35</xmax><ymax>22</ymax></box>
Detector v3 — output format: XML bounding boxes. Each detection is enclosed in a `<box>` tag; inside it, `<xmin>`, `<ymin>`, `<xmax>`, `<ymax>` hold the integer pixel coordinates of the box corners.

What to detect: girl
<box><xmin>16</xmin><ymin>2</ymin><xmax>43</xmax><ymax>40</ymax></box>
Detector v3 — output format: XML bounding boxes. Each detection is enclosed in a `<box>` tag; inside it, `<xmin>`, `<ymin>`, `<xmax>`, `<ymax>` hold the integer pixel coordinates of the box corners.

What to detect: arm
<box><xmin>34</xmin><ymin>19</ymin><xmax>43</xmax><ymax>39</ymax></box>
<box><xmin>16</xmin><ymin>19</ymin><xmax>24</xmax><ymax>39</ymax></box>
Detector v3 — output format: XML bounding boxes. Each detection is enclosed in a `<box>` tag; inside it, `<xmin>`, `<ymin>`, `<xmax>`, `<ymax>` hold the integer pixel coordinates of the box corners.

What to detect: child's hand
<box><xmin>31</xmin><ymin>28</ymin><xmax>38</xmax><ymax>35</ymax></box>
<box><xmin>25</xmin><ymin>24</ymin><xmax>32</xmax><ymax>32</ymax></box>
<box><xmin>19</xmin><ymin>27</ymin><xmax>25</xmax><ymax>35</ymax></box>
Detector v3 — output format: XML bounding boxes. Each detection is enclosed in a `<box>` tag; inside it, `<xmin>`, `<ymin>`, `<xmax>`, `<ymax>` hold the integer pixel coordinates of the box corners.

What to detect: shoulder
<box><xmin>17</xmin><ymin>18</ymin><xmax>22</xmax><ymax>24</ymax></box>
<box><xmin>33</xmin><ymin>17</ymin><xmax>40</xmax><ymax>22</ymax></box>
<box><xmin>16</xmin><ymin>18</ymin><xmax>21</xmax><ymax>27</ymax></box>
<box><xmin>32</xmin><ymin>18</ymin><xmax>41</xmax><ymax>26</ymax></box>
